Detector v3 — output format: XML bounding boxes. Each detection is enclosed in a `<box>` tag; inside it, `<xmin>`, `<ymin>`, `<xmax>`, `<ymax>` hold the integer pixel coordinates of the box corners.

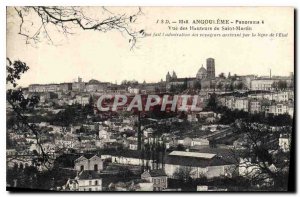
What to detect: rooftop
<box><xmin>168</xmin><ymin>151</ymin><xmax>216</xmax><ymax>159</ymax></box>
<box><xmin>148</xmin><ymin>169</ymin><xmax>167</xmax><ymax>177</ymax></box>
<box><xmin>77</xmin><ymin>170</ymin><xmax>102</xmax><ymax>180</ymax></box>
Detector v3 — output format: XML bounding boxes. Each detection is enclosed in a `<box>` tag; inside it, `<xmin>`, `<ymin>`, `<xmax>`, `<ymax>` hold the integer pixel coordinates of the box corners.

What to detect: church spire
<box><xmin>166</xmin><ymin>71</ymin><xmax>171</xmax><ymax>82</ymax></box>
<box><xmin>172</xmin><ymin>71</ymin><xmax>177</xmax><ymax>79</ymax></box>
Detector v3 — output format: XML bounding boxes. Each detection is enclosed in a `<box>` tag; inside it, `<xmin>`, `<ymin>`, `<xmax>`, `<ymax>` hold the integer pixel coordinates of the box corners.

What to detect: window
<box><xmin>94</xmin><ymin>164</ymin><xmax>98</xmax><ymax>171</ymax></box>
<box><xmin>80</xmin><ymin>165</ymin><xmax>84</xmax><ymax>171</ymax></box>
<box><xmin>89</xmin><ymin>188</ymin><xmax>92</xmax><ymax>191</ymax></box>
<box><xmin>95</xmin><ymin>180</ymin><xmax>98</xmax><ymax>185</ymax></box>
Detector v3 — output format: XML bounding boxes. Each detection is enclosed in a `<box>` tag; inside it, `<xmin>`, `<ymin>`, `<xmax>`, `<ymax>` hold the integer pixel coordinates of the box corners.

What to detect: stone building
<box><xmin>279</xmin><ymin>134</ymin><xmax>291</xmax><ymax>152</ymax></box>
<box><xmin>196</xmin><ymin>65</ymin><xmax>207</xmax><ymax>80</ymax></box>
<box><xmin>141</xmin><ymin>169</ymin><xmax>168</xmax><ymax>191</ymax></box>
<box><xmin>72</xmin><ymin>77</ymin><xmax>86</xmax><ymax>92</ymax></box>
<box><xmin>74</xmin><ymin>155</ymin><xmax>104</xmax><ymax>172</ymax></box>
<box><xmin>64</xmin><ymin>170</ymin><xmax>102</xmax><ymax>191</ymax></box>
<box><xmin>250</xmin><ymin>79</ymin><xmax>276</xmax><ymax>90</ymax></box>
<box><xmin>206</xmin><ymin>58</ymin><xmax>215</xmax><ymax>79</ymax></box>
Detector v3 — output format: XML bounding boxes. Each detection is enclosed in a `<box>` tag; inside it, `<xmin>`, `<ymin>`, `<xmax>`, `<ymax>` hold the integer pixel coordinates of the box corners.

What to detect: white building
<box><xmin>266</xmin><ymin>102</ymin><xmax>293</xmax><ymax>117</ymax></box>
<box><xmin>164</xmin><ymin>151</ymin><xmax>236</xmax><ymax>179</ymax></box>
<box><xmin>98</xmin><ymin>126</ymin><xmax>111</xmax><ymax>141</ymax></box>
<box><xmin>191</xmin><ymin>138</ymin><xmax>210</xmax><ymax>146</ymax></box>
<box><xmin>75</xmin><ymin>95</ymin><xmax>90</xmax><ymax>106</ymax></box>
<box><xmin>141</xmin><ymin>169</ymin><xmax>168</xmax><ymax>191</ymax></box>
<box><xmin>64</xmin><ymin>170</ymin><xmax>102</xmax><ymax>191</ymax></box>
<box><xmin>129</xmin><ymin>141</ymin><xmax>138</xmax><ymax>150</ymax></box>
<box><xmin>234</xmin><ymin>98</ymin><xmax>249</xmax><ymax>112</ymax></box>
<box><xmin>74</xmin><ymin>155</ymin><xmax>104</xmax><ymax>172</ymax></box>
<box><xmin>250</xmin><ymin>79</ymin><xmax>275</xmax><ymax>91</ymax></box>
<box><xmin>249</xmin><ymin>100</ymin><xmax>261</xmax><ymax>114</ymax></box>
<box><xmin>279</xmin><ymin>134</ymin><xmax>291</xmax><ymax>152</ymax></box>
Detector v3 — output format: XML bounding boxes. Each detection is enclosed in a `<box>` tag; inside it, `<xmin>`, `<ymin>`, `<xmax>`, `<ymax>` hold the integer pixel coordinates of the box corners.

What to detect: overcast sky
<box><xmin>7</xmin><ymin>7</ymin><xmax>294</xmax><ymax>87</ymax></box>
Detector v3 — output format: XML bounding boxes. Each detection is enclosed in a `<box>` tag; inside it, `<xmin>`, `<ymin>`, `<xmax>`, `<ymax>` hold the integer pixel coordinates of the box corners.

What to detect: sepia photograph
<box><xmin>5</xmin><ymin>6</ymin><xmax>295</xmax><ymax>192</ymax></box>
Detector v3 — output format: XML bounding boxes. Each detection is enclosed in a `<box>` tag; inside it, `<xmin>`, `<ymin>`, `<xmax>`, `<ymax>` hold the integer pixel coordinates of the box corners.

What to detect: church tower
<box><xmin>166</xmin><ymin>72</ymin><xmax>171</xmax><ymax>82</ymax></box>
<box><xmin>206</xmin><ymin>58</ymin><xmax>215</xmax><ymax>79</ymax></box>
<box><xmin>172</xmin><ymin>71</ymin><xmax>177</xmax><ymax>79</ymax></box>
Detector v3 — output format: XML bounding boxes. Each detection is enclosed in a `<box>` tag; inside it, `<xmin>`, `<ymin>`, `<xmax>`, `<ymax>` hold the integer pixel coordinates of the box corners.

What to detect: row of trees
<box><xmin>140</xmin><ymin>138</ymin><xmax>167</xmax><ymax>171</ymax></box>
<box><xmin>121</xmin><ymin>80</ymin><xmax>139</xmax><ymax>86</ymax></box>
<box><xmin>7</xmin><ymin>162</ymin><xmax>77</xmax><ymax>190</ymax></box>
<box><xmin>271</xmin><ymin>80</ymin><xmax>292</xmax><ymax>90</ymax></box>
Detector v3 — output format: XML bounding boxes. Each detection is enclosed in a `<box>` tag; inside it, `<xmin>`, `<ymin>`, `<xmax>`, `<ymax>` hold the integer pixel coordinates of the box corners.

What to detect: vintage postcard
<box><xmin>6</xmin><ymin>7</ymin><xmax>294</xmax><ymax>192</ymax></box>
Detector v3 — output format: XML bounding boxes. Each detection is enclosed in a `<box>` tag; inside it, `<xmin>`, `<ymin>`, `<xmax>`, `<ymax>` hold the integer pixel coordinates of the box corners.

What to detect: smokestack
<box><xmin>270</xmin><ymin>69</ymin><xmax>272</xmax><ymax>79</ymax></box>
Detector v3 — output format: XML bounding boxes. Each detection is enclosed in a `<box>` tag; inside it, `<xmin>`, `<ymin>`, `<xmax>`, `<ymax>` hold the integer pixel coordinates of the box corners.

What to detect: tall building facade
<box><xmin>206</xmin><ymin>58</ymin><xmax>215</xmax><ymax>79</ymax></box>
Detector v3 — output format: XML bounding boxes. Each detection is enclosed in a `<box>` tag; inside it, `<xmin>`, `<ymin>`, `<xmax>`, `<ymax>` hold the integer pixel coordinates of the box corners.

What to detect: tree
<box><xmin>277</xmin><ymin>80</ymin><xmax>287</xmax><ymax>90</ymax></box>
<box><xmin>194</xmin><ymin>80</ymin><xmax>201</xmax><ymax>90</ymax></box>
<box><xmin>233</xmin><ymin>121</ymin><xmax>291</xmax><ymax>190</ymax></box>
<box><xmin>271</xmin><ymin>82</ymin><xmax>277</xmax><ymax>90</ymax></box>
<box><xmin>206</xmin><ymin>93</ymin><xmax>218</xmax><ymax>111</ymax></box>
<box><xmin>53</xmin><ymin>106</ymin><xmax>76</xmax><ymax>132</ymax></box>
<box><xmin>11</xmin><ymin>6</ymin><xmax>145</xmax><ymax>49</ymax></box>
<box><xmin>176</xmin><ymin>144</ymin><xmax>185</xmax><ymax>151</ymax></box>
<box><xmin>117</xmin><ymin>166</ymin><xmax>134</xmax><ymax>179</ymax></box>
<box><xmin>6</xmin><ymin>58</ymin><xmax>51</xmax><ymax>166</ymax></box>
<box><xmin>218</xmin><ymin>72</ymin><xmax>226</xmax><ymax>79</ymax></box>
<box><xmin>225</xmin><ymin>83</ymin><xmax>234</xmax><ymax>91</ymax></box>
<box><xmin>169</xmin><ymin>84</ymin><xmax>176</xmax><ymax>93</ymax></box>
<box><xmin>272</xmin><ymin>80</ymin><xmax>287</xmax><ymax>90</ymax></box>
<box><xmin>173</xmin><ymin>167</ymin><xmax>192</xmax><ymax>182</ymax></box>
<box><xmin>236</xmin><ymin>82</ymin><xmax>244</xmax><ymax>90</ymax></box>
<box><xmin>232</xmin><ymin>74</ymin><xmax>238</xmax><ymax>81</ymax></box>
<box><xmin>121</xmin><ymin>80</ymin><xmax>139</xmax><ymax>86</ymax></box>
<box><xmin>217</xmin><ymin>82</ymin><xmax>224</xmax><ymax>90</ymax></box>
<box><xmin>7</xmin><ymin>5</ymin><xmax>146</xmax><ymax>162</ymax></box>
<box><xmin>183</xmin><ymin>78</ymin><xmax>188</xmax><ymax>90</ymax></box>
<box><xmin>229</xmin><ymin>83</ymin><xmax>234</xmax><ymax>91</ymax></box>
<box><xmin>209</xmin><ymin>139</ymin><xmax>217</xmax><ymax>148</ymax></box>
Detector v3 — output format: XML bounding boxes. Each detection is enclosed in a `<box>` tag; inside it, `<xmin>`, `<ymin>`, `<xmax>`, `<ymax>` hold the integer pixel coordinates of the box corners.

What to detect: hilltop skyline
<box><xmin>20</xmin><ymin>67</ymin><xmax>293</xmax><ymax>87</ymax></box>
<box><xmin>7</xmin><ymin>7</ymin><xmax>294</xmax><ymax>87</ymax></box>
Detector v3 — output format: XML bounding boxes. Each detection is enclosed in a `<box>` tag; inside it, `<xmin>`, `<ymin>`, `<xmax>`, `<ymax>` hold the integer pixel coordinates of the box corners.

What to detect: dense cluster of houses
<box><xmin>7</xmin><ymin>59</ymin><xmax>293</xmax><ymax>191</ymax></box>
<box><xmin>218</xmin><ymin>90</ymin><xmax>294</xmax><ymax>117</ymax></box>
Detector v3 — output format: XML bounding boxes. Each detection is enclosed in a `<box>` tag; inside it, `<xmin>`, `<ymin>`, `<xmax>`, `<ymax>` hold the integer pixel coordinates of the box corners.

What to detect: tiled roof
<box><xmin>148</xmin><ymin>169</ymin><xmax>167</xmax><ymax>177</ymax></box>
<box><xmin>78</xmin><ymin>170</ymin><xmax>102</xmax><ymax>180</ymax></box>
<box><xmin>68</xmin><ymin>179</ymin><xmax>78</xmax><ymax>184</ymax></box>
<box><xmin>165</xmin><ymin>154</ymin><xmax>235</xmax><ymax>167</ymax></box>
<box><xmin>165</xmin><ymin>149</ymin><xmax>238</xmax><ymax>167</ymax></box>
<box><xmin>75</xmin><ymin>154</ymin><xmax>100</xmax><ymax>161</ymax></box>
<box><xmin>169</xmin><ymin>151</ymin><xmax>215</xmax><ymax>159</ymax></box>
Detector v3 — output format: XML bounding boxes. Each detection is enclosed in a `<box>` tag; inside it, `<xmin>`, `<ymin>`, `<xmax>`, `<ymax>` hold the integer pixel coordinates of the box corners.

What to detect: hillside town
<box><xmin>7</xmin><ymin>58</ymin><xmax>294</xmax><ymax>191</ymax></box>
